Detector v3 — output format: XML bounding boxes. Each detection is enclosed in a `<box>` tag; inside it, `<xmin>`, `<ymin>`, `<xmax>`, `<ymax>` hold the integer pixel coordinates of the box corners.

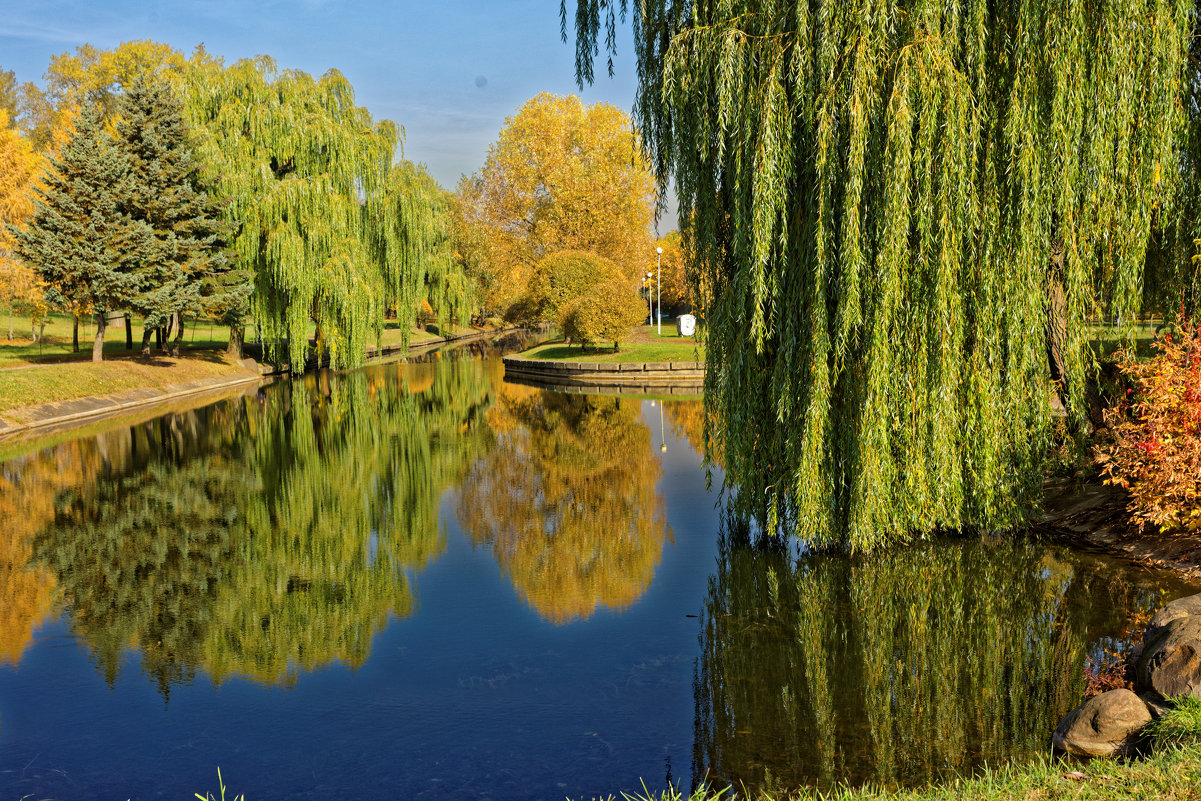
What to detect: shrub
<box><xmin>562</xmin><ymin>282</ymin><xmax>645</xmax><ymax>350</ymax></box>
<box><xmin>1096</xmin><ymin>321</ymin><xmax>1201</xmax><ymax>533</ymax></box>
<box><xmin>527</xmin><ymin>250</ymin><xmax>624</xmax><ymax>323</ymax></box>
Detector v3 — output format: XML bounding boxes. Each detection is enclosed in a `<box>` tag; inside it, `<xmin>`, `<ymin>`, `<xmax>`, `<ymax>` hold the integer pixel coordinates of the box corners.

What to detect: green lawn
<box><xmin>516</xmin><ymin>324</ymin><xmax>705</xmax><ymax>363</ymax></box>
<box><xmin>0</xmin><ymin>311</ymin><xmax>229</xmax><ymax>367</ymax></box>
<box><xmin>0</xmin><ymin>352</ymin><xmax>255</xmax><ymax>417</ymax></box>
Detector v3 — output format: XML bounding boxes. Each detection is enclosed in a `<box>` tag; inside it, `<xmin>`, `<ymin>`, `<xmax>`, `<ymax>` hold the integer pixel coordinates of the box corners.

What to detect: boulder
<box><xmin>1137</xmin><ymin>615</ymin><xmax>1201</xmax><ymax>699</ymax></box>
<box><xmin>1144</xmin><ymin>593</ymin><xmax>1201</xmax><ymax>644</ymax></box>
<box><xmin>1052</xmin><ymin>689</ymin><xmax>1152</xmax><ymax>757</ymax></box>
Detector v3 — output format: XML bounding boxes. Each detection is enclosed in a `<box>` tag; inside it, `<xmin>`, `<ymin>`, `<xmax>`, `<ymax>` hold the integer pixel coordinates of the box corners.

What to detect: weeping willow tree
<box><xmin>176</xmin><ymin>56</ymin><xmax>465</xmax><ymax>370</ymax></box>
<box><xmin>567</xmin><ymin>1</ymin><xmax>1194</xmax><ymax>550</ymax></box>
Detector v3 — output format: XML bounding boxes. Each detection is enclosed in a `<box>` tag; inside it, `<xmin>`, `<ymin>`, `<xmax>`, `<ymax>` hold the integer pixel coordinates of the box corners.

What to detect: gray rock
<box><xmin>1137</xmin><ymin>616</ymin><xmax>1201</xmax><ymax>699</ymax></box>
<box><xmin>1139</xmin><ymin>691</ymin><xmax>1173</xmax><ymax>720</ymax></box>
<box><xmin>1145</xmin><ymin>593</ymin><xmax>1201</xmax><ymax>645</ymax></box>
<box><xmin>1052</xmin><ymin>689</ymin><xmax>1153</xmax><ymax>757</ymax></box>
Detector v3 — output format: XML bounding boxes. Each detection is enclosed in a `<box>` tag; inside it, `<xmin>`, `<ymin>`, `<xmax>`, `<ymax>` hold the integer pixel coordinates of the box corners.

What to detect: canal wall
<box><xmin>502</xmin><ymin>356</ymin><xmax>704</xmax><ymax>394</ymax></box>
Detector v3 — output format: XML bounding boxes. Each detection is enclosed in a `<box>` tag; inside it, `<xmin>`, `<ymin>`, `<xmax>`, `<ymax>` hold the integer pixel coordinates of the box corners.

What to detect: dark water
<box><xmin>0</xmin><ymin>351</ymin><xmax>1195</xmax><ymax>801</ymax></box>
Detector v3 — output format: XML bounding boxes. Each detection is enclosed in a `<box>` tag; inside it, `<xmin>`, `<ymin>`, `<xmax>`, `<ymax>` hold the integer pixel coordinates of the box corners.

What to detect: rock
<box><xmin>1137</xmin><ymin>616</ymin><xmax>1201</xmax><ymax>699</ymax></box>
<box><xmin>1139</xmin><ymin>691</ymin><xmax>1173</xmax><ymax>720</ymax></box>
<box><xmin>1052</xmin><ymin>689</ymin><xmax>1152</xmax><ymax>757</ymax></box>
<box><xmin>1144</xmin><ymin>593</ymin><xmax>1201</xmax><ymax>644</ymax></box>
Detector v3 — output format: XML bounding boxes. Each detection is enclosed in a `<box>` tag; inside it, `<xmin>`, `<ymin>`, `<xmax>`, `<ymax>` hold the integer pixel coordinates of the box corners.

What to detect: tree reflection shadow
<box><xmin>458</xmin><ymin>386</ymin><xmax>672</xmax><ymax>624</ymax></box>
<box><xmin>28</xmin><ymin>358</ymin><xmax>495</xmax><ymax>691</ymax></box>
<box><xmin>692</xmin><ymin>515</ymin><xmax>1173</xmax><ymax>794</ymax></box>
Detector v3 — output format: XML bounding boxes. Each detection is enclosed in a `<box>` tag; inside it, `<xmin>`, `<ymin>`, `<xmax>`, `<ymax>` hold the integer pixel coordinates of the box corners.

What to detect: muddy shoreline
<box><xmin>1039</xmin><ymin>478</ymin><xmax>1201</xmax><ymax>581</ymax></box>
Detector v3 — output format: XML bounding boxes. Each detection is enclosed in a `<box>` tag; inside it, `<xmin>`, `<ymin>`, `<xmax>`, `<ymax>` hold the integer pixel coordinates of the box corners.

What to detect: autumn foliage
<box><xmin>1097</xmin><ymin>322</ymin><xmax>1201</xmax><ymax>533</ymax></box>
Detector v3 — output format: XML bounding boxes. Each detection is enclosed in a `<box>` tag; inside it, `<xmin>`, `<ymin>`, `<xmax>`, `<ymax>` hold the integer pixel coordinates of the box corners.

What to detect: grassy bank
<box><xmin>517</xmin><ymin>324</ymin><xmax>704</xmax><ymax>363</ymax></box>
<box><xmin>0</xmin><ymin>352</ymin><xmax>255</xmax><ymax>418</ymax></box>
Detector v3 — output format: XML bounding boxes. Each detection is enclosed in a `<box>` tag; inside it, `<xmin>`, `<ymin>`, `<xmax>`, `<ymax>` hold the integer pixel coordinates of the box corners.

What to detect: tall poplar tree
<box><xmin>565</xmin><ymin>0</ymin><xmax>1194</xmax><ymax>550</ymax></box>
<box><xmin>113</xmin><ymin>75</ymin><xmax>232</xmax><ymax>357</ymax></box>
<box><xmin>12</xmin><ymin>104</ymin><xmax>152</xmax><ymax>362</ymax></box>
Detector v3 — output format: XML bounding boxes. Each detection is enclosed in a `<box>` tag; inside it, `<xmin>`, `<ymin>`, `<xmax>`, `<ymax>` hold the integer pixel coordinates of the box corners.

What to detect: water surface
<box><xmin>0</xmin><ymin>351</ymin><xmax>1193</xmax><ymax>800</ymax></box>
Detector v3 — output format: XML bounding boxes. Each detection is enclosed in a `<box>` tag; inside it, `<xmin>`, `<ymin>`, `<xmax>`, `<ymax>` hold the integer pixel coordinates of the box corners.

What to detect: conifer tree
<box><xmin>113</xmin><ymin>75</ymin><xmax>234</xmax><ymax>357</ymax></box>
<box><xmin>12</xmin><ymin>103</ymin><xmax>152</xmax><ymax>362</ymax></box>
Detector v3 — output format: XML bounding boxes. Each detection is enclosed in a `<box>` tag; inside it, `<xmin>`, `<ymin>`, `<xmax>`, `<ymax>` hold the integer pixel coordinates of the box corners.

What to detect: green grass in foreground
<box><xmin>518</xmin><ymin>325</ymin><xmax>705</xmax><ymax>363</ymax></box>
<box><xmin>194</xmin><ymin>702</ymin><xmax>1201</xmax><ymax>801</ymax></box>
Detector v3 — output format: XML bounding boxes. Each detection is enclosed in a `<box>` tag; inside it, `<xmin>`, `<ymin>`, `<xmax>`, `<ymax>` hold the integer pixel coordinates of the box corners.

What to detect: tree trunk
<box><xmin>155</xmin><ymin>326</ymin><xmax>164</xmax><ymax>350</ymax></box>
<box><xmin>72</xmin><ymin>314</ymin><xmax>79</xmax><ymax>352</ymax></box>
<box><xmin>170</xmin><ymin>313</ymin><xmax>184</xmax><ymax>357</ymax></box>
<box><xmin>92</xmin><ymin>312</ymin><xmax>106</xmax><ymax>363</ymax></box>
<box><xmin>226</xmin><ymin>324</ymin><xmax>244</xmax><ymax>358</ymax></box>
<box><xmin>125</xmin><ymin>314</ymin><xmax>133</xmax><ymax>350</ymax></box>
<box><xmin>7</xmin><ymin>303</ymin><xmax>12</xmax><ymax>341</ymax></box>
<box><xmin>140</xmin><ymin>325</ymin><xmax>154</xmax><ymax>355</ymax></box>
<box><xmin>37</xmin><ymin>319</ymin><xmax>46</xmax><ymax>342</ymax></box>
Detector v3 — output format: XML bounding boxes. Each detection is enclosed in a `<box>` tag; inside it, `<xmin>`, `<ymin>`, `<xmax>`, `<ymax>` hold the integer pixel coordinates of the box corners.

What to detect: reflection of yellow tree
<box><xmin>692</xmin><ymin>526</ymin><xmax>1169</xmax><ymax>794</ymax></box>
<box><xmin>459</xmin><ymin>386</ymin><xmax>671</xmax><ymax>624</ymax></box>
<box><xmin>0</xmin><ymin>442</ymin><xmax>98</xmax><ymax>664</ymax></box>
<box><xmin>663</xmin><ymin>399</ymin><xmax>721</xmax><ymax>467</ymax></box>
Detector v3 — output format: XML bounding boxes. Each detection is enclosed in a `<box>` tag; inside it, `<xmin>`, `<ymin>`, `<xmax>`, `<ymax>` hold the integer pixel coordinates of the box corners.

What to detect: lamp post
<box><xmin>655</xmin><ymin>247</ymin><xmax>663</xmax><ymax>335</ymax></box>
<box><xmin>646</xmin><ymin>271</ymin><xmax>653</xmax><ymax>325</ymax></box>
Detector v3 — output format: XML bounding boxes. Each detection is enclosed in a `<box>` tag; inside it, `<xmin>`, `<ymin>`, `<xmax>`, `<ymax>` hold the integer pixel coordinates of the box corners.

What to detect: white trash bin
<box><xmin>676</xmin><ymin>314</ymin><xmax>696</xmax><ymax>337</ymax></box>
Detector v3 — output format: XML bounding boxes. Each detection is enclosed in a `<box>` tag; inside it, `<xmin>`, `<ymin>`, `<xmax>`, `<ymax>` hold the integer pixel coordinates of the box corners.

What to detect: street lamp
<box><xmin>655</xmin><ymin>246</ymin><xmax>663</xmax><ymax>335</ymax></box>
<box><xmin>646</xmin><ymin>271</ymin><xmax>654</xmax><ymax>325</ymax></box>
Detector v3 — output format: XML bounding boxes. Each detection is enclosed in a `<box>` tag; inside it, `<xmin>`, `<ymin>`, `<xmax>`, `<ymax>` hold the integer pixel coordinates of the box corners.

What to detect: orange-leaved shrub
<box><xmin>1096</xmin><ymin>321</ymin><xmax>1201</xmax><ymax>533</ymax></box>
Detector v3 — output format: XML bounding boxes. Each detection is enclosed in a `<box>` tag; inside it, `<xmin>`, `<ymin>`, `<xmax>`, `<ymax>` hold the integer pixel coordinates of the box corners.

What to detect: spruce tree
<box><xmin>114</xmin><ymin>76</ymin><xmax>235</xmax><ymax>357</ymax></box>
<box><xmin>12</xmin><ymin>103</ymin><xmax>152</xmax><ymax>362</ymax></box>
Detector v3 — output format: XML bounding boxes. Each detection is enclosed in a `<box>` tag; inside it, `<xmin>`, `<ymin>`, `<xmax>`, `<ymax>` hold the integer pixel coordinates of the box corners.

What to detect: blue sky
<box><xmin>2</xmin><ymin>0</ymin><xmax>643</xmax><ymax>193</ymax></box>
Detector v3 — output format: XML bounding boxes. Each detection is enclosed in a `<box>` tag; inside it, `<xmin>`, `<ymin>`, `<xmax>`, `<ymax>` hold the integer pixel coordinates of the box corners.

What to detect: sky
<box><xmin>2</xmin><ymin>0</ymin><xmax>676</xmax><ymax>227</ymax></box>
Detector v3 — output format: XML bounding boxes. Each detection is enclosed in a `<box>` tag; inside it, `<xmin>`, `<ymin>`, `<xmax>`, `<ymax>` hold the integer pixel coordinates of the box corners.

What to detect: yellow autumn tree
<box><xmin>457</xmin><ymin>93</ymin><xmax>656</xmax><ymax>316</ymax></box>
<box><xmin>20</xmin><ymin>40</ymin><xmax>188</xmax><ymax>147</ymax></box>
<box><xmin>0</xmin><ymin>110</ymin><xmax>46</xmax><ymax>341</ymax></box>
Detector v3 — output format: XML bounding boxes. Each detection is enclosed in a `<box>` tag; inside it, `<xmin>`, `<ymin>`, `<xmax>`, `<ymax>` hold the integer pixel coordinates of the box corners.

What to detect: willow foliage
<box><xmin>177</xmin><ymin>56</ymin><xmax>462</xmax><ymax>371</ymax></box>
<box><xmin>568</xmin><ymin>0</ymin><xmax>1194</xmax><ymax>549</ymax></box>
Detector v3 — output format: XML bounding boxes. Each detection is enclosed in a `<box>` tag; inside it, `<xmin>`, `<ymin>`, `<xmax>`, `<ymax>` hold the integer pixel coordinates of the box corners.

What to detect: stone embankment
<box><xmin>0</xmin><ymin>362</ymin><xmax>262</xmax><ymax>442</ymax></box>
<box><xmin>502</xmin><ymin>356</ymin><xmax>703</xmax><ymax>394</ymax></box>
<box><xmin>1054</xmin><ymin>593</ymin><xmax>1201</xmax><ymax>757</ymax></box>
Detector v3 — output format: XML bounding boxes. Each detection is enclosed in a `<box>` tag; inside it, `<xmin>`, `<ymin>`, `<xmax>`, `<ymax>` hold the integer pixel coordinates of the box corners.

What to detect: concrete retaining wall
<box><xmin>502</xmin><ymin>356</ymin><xmax>704</xmax><ymax>392</ymax></box>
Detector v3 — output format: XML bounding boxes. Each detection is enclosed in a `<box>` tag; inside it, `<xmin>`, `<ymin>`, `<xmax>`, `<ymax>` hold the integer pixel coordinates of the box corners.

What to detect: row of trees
<box><xmin>1</xmin><ymin>43</ymin><xmax>473</xmax><ymax>370</ymax></box>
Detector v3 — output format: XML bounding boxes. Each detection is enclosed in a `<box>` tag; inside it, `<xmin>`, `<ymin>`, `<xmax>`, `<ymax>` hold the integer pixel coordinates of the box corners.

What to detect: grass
<box><xmin>0</xmin><ymin>310</ymin><xmax>230</xmax><ymax>367</ymax></box>
<box><xmin>0</xmin><ymin>351</ymin><xmax>254</xmax><ymax>418</ymax></box>
<box><xmin>517</xmin><ymin>324</ymin><xmax>705</xmax><ymax>363</ymax></box>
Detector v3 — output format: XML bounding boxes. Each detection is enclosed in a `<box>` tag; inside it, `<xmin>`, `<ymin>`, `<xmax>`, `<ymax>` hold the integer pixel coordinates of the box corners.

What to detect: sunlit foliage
<box><xmin>179</xmin><ymin>55</ymin><xmax>463</xmax><ymax>369</ymax></box>
<box><xmin>566</xmin><ymin>0</ymin><xmax>1194</xmax><ymax>550</ymax></box>
<box><xmin>0</xmin><ymin>110</ymin><xmax>45</xmax><ymax>340</ymax></box>
<box><xmin>456</xmin><ymin>93</ymin><xmax>656</xmax><ymax>316</ymax></box>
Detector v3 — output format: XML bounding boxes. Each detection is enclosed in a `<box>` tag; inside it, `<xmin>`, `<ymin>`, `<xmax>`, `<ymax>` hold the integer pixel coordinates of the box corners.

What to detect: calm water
<box><xmin>0</xmin><ymin>349</ymin><xmax>1195</xmax><ymax>800</ymax></box>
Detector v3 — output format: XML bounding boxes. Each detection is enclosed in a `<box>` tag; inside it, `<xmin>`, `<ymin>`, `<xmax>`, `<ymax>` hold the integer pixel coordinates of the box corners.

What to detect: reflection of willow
<box><xmin>32</xmin><ymin>359</ymin><xmax>494</xmax><ymax>690</ymax></box>
<box><xmin>458</xmin><ymin>387</ymin><xmax>671</xmax><ymax>624</ymax></box>
<box><xmin>692</xmin><ymin>526</ymin><xmax>1163</xmax><ymax>794</ymax></box>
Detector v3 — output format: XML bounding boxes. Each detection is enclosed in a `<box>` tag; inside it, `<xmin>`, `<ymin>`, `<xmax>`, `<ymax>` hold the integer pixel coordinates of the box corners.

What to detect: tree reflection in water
<box><xmin>458</xmin><ymin>385</ymin><xmax>672</xmax><ymax>624</ymax></box>
<box><xmin>29</xmin><ymin>358</ymin><xmax>495</xmax><ymax>692</ymax></box>
<box><xmin>692</xmin><ymin>517</ymin><xmax>1170</xmax><ymax>794</ymax></box>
